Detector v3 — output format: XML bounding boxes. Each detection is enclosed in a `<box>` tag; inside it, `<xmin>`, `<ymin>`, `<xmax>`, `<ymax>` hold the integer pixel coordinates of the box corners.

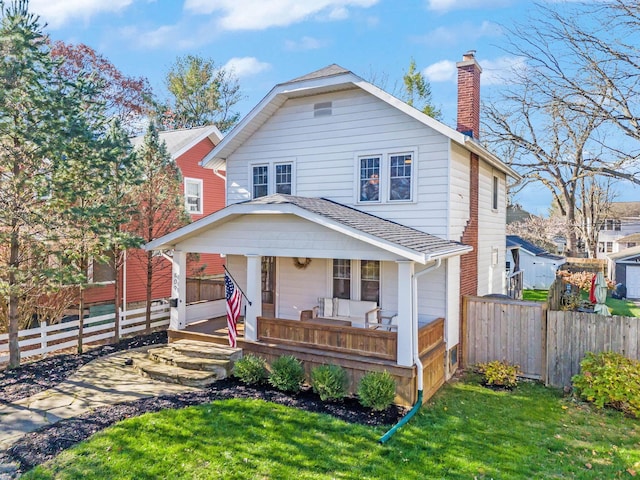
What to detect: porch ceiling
<box><xmin>145</xmin><ymin>194</ymin><xmax>472</xmax><ymax>264</ymax></box>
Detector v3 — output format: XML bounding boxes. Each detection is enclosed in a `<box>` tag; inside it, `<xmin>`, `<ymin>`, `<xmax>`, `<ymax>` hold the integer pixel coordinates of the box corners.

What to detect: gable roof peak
<box><xmin>284</xmin><ymin>64</ymin><xmax>352</xmax><ymax>84</ymax></box>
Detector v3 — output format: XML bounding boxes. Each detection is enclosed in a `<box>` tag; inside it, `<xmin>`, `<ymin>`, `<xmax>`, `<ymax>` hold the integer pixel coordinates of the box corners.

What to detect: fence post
<box><xmin>119</xmin><ymin>308</ymin><xmax>124</xmax><ymax>338</ymax></box>
<box><xmin>40</xmin><ymin>320</ymin><xmax>47</xmax><ymax>354</ymax></box>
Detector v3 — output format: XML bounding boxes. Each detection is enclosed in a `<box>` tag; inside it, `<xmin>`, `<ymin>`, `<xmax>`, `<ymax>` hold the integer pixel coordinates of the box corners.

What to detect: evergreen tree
<box><xmin>160</xmin><ymin>54</ymin><xmax>242</xmax><ymax>132</ymax></box>
<box><xmin>129</xmin><ymin>122</ymin><xmax>190</xmax><ymax>331</ymax></box>
<box><xmin>402</xmin><ymin>58</ymin><xmax>441</xmax><ymax>120</ymax></box>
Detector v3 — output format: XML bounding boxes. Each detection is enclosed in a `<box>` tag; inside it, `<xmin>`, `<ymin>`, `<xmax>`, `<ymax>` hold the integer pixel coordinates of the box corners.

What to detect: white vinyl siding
<box><xmin>225</xmin><ymin>89</ymin><xmax>450</xmax><ymax>237</ymax></box>
<box><xmin>449</xmin><ymin>143</ymin><xmax>471</xmax><ymax>241</ymax></box>
<box><xmin>175</xmin><ymin>214</ymin><xmax>403</xmax><ymax>260</ymax></box>
<box><xmin>477</xmin><ymin>162</ymin><xmax>506</xmax><ymax>295</ymax></box>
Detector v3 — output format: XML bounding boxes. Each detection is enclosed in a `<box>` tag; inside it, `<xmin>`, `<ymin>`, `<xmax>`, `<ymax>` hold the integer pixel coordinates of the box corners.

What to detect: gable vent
<box><xmin>314</xmin><ymin>101</ymin><xmax>332</xmax><ymax>117</ymax></box>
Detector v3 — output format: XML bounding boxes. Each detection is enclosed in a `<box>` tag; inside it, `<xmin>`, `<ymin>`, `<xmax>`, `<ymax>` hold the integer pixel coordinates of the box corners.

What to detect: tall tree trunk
<box><xmin>8</xmin><ymin>221</ymin><xmax>20</xmax><ymax>368</ymax></box>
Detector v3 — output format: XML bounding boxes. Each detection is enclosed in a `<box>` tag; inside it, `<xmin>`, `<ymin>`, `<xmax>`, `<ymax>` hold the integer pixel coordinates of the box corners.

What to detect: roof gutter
<box><xmin>379</xmin><ymin>258</ymin><xmax>442</xmax><ymax>443</ymax></box>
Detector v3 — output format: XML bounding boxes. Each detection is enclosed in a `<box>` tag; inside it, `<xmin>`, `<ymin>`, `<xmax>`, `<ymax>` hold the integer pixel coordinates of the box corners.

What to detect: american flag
<box><xmin>225</xmin><ymin>273</ymin><xmax>241</xmax><ymax>347</ymax></box>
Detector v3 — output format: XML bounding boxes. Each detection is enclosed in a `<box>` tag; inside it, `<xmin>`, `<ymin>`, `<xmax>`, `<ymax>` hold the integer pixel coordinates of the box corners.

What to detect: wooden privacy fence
<box><xmin>0</xmin><ymin>303</ymin><xmax>170</xmax><ymax>364</ymax></box>
<box><xmin>186</xmin><ymin>278</ymin><xmax>225</xmax><ymax>303</ymax></box>
<box><xmin>546</xmin><ymin>311</ymin><xmax>640</xmax><ymax>388</ymax></box>
<box><xmin>464</xmin><ymin>296</ymin><xmax>547</xmax><ymax>380</ymax></box>
<box><xmin>464</xmin><ymin>296</ymin><xmax>640</xmax><ymax>388</ymax></box>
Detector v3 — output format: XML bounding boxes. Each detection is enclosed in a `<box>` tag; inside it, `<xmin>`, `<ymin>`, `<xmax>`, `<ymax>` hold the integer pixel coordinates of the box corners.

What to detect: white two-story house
<box><xmin>146</xmin><ymin>53</ymin><xmax>518</xmax><ymax>406</ymax></box>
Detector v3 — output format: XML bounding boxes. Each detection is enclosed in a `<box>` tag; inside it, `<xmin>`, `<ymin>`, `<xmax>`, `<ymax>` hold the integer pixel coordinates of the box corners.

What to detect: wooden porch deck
<box><xmin>170</xmin><ymin>316</ymin><xmax>446</xmax><ymax>407</ymax></box>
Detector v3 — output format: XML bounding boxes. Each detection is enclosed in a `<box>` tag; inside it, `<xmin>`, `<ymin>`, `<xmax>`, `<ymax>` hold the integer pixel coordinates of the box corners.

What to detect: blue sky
<box><xmin>29</xmin><ymin>0</ymin><xmax>638</xmax><ymax>214</ymax></box>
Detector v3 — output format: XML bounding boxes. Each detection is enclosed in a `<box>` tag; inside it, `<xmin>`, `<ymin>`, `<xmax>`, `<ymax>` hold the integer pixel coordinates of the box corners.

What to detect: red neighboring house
<box><xmin>84</xmin><ymin>125</ymin><xmax>226</xmax><ymax>310</ymax></box>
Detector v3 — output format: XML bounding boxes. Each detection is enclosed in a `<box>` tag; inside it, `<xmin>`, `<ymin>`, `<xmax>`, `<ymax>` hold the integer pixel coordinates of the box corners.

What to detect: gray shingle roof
<box><xmin>284</xmin><ymin>64</ymin><xmax>351</xmax><ymax>84</ymax></box>
<box><xmin>245</xmin><ymin>194</ymin><xmax>470</xmax><ymax>258</ymax></box>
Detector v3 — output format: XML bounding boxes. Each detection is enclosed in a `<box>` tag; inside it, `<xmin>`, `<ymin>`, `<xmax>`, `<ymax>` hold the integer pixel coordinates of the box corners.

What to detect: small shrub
<box><xmin>358</xmin><ymin>371</ymin><xmax>396</xmax><ymax>411</ymax></box>
<box><xmin>572</xmin><ymin>351</ymin><xmax>640</xmax><ymax>418</ymax></box>
<box><xmin>476</xmin><ymin>360</ymin><xmax>520</xmax><ymax>388</ymax></box>
<box><xmin>269</xmin><ymin>355</ymin><xmax>305</xmax><ymax>392</ymax></box>
<box><xmin>311</xmin><ymin>364</ymin><xmax>348</xmax><ymax>401</ymax></box>
<box><xmin>233</xmin><ymin>354</ymin><xmax>268</xmax><ymax>385</ymax></box>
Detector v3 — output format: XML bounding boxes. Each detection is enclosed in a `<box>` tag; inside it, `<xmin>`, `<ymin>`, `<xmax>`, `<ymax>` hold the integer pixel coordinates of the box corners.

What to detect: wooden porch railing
<box><xmin>418</xmin><ymin>318</ymin><xmax>444</xmax><ymax>356</ymax></box>
<box><xmin>257</xmin><ymin>317</ymin><xmax>397</xmax><ymax>361</ymax></box>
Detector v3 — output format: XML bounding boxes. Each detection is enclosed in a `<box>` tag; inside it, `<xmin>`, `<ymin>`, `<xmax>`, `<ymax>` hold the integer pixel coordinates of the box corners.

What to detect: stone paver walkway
<box><xmin>0</xmin><ymin>346</ymin><xmax>198</xmax><ymax>451</ymax></box>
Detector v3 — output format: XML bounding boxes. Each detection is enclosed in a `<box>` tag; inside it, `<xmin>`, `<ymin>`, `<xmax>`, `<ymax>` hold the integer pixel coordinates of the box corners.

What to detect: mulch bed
<box><xmin>0</xmin><ymin>332</ymin><xmax>405</xmax><ymax>476</ymax></box>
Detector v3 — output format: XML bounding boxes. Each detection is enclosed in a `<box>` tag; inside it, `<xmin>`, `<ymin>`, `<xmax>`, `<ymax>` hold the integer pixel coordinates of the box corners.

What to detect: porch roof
<box><xmin>145</xmin><ymin>194</ymin><xmax>472</xmax><ymax>263</ymax></box>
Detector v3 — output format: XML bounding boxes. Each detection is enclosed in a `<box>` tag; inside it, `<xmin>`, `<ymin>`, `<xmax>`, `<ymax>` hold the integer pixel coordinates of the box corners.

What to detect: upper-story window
<box><xmin>251</xmin><ymin>162</ymin><xmax>294</xmax><ymax>198</ymax></box>
<box><xmin>389</xmin><ymin>154</ymin><xmax>412</xmax><ymax>201</ymax></box>
<box><xmin>492</xmin><ymin>175</ymin><xmax>499</xmax><ymax>210</ymax></box>
<box><xmin>252</xmin><ymin>165</ymin><xmax>268</xmax><ymax>198</ymax></box>
<box><xmin>275</xmin><ymin>163</ymin><xmax>292</xmax><ymax>194</ymax></box>
<box><xmin>184</xmin><ymin>178</ymin><xmax>203</xmax><ymax>214</ymax></box>
<box><xmin>358</xmin><ymin>150</ymin><xmax>414</xmax><ymax>204</ymax></box>
<box><xmin>601</xmin><ymin>219</ymin><xmax>622</xmax><ymax>231</ymax></box>
<box><xmin>359</xmin><ymin>156</ymin><xmax>380</xmax><ymax>202</ymax></box>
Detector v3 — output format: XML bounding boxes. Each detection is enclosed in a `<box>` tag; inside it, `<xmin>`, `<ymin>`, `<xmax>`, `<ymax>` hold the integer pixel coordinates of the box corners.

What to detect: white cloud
<box><xmin>423</xmin><ymin>60</ymin><xmax>456</xmax><ymax>82</ymax></box>
<box><xmin>284</xmin><ymin>36</ymin><xmax>328</xmax><ymax>51</ymax></box>
<box><xmin>425</xmin><ymin>0</ymin><xmax>511</xmax><ymax>13</ymax></box>
<box><xmin>184</xmin><ymin>0</ymin><xmax>378</xmax><ymax>31</ymax></box>
<box><xmin>224</xmin><ymin>57</ymin><xmax>271</xmax><ymax>78</ymax></box>
<box><xmin>31</xmin><ymin>0</ymin><xmax>134</xmax><ymax>28</ymax></box>
<box><xmin>418</xmin><ymin>21</ymin><xmax>502</xmax><ymax>45</ymax></box>
<box><xmin>423</xmin><ymin>56</ymin><xmax>526</xmax><ymax>85</ymax></box>
<box><xmin>480</xmin><ymin>56</ymin><xmax>526</xmax><ymax>85</ymax></box>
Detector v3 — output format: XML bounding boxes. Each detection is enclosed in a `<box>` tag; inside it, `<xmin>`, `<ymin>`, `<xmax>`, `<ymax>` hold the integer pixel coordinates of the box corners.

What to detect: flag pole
<box><xmin>223</xmin><ymin>265</ymin><xmax>252</xmax><ymax>306</ymax></box>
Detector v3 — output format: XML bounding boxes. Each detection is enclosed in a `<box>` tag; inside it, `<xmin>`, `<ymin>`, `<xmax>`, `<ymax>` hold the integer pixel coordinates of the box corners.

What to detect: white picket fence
<box><xmin>0</xmin><ymin>303</ymin><xmax>170</xmax><ymax>364</ymax></box>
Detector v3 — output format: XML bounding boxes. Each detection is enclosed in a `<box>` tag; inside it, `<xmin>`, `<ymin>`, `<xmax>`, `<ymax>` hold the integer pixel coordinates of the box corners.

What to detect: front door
<box><xmin>261</xmin><ymin>256</ymin><xmax>276</xmax><ymax>317</ymax></box>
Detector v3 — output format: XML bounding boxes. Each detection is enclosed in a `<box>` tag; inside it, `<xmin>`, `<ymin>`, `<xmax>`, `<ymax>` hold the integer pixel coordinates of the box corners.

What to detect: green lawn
<box><xmin>523</xmin><ymin>289</ymin><xmax>640</xmax><ymax>317</ymax></box>
<box><xmin>25</xmin><ymin>376</ymin><xmax>640</xmax><ymax>479</ymax></box>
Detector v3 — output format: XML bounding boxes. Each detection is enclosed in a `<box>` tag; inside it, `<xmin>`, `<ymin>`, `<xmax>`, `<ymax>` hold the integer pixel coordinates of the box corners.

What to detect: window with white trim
<box><xmin>492</xmin><ymin>175</ymin><xmax>499</xmax><ymax>210</ymax></box>
<box><xmin>252</xmin><ymin>165</ymin><xmax>268</xmax><ymax>198</ymax></box>
<box><xmin>332</xmin><ymin>259</ymin><xmax>380</xmax><ymax>303</ymax></box>
<box><xmin>359</xmin><ymin>156</ymin><xmax>380</xmax><ymax>202</ymax></box>
<box><xmin>361</xmin><ymin>260</ymin><xmax>380</xmax><ymax>303</ymax></box>
<box><xmin>184</xmin><ymin>178</ymin><xmax>203</xmax><ymax>214</ymax></box>
<box><xmin>250</xmin><ymin>161</ymin><xmax>294</xmax><ymax>198</ymax></box>
<box><xmin>332</xmin><ymin>259</ymin><xmax>351</xmax><ymax>299</ymax></box>
<box><xmin>275</xmin><ymin>163</ymin><xmax>292</xmax><ymax>194</ymax></box>
<box><xmin>389</xmin><ymin>154</ymin><xmax>412</xmax><ymax>201</ymax></box>
<box><xmin>357</xmin><ymin>150</ymin><xmax>414</xmax><ymax>204</ymax></box>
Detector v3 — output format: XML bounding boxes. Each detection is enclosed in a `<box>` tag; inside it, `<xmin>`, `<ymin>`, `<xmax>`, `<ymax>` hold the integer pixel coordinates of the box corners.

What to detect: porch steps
<box><xmin>132</xmin><ymin>340</ymin><xmax>242</xmax><ymax>388</ymax></box>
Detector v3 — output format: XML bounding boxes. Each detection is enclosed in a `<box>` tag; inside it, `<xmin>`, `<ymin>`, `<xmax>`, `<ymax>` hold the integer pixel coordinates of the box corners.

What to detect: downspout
<box><xmin>379</xmin><ymin>258</ymin><xmax>442</xmax><ymax>444</ymax></box>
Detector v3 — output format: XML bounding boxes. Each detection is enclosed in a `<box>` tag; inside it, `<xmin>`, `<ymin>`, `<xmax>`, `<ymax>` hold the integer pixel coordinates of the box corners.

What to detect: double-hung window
<box><xmin>359</xmin><ymin>156</ymin><xmax>380</xmax><ymax>202</ymax></box>
<box><xmin>275</xmin><ymin>163</ymin><xmax>292</xmax><ymax>194</ymax></box>
<box><xmin>251</xmin><ymin>162</ymin><xmax>294</xmax><ymax>198</ymax></box>
<box><xmin>184</xmin><ymin>178</ymin><xmax>203</xmax><ymax>214</ymax></box>
<box><xmin>358</xmin><ymin>150</ymin><xmax>414</xmax><ymax>203</ymax></box>
<box><xmin>252</xmin><ymin>165</ymin><xmax>269</xmax><ymax>198</ymax></box>
<box><xmin>389</xmin><ymin>154</ymin><xmax>412</xmax><ymax>201</ymax></box>
<box><xmin>360</xmin><ymin>260</ymin><xmax>380</xmax><ymax>303</ymax></box>
<box><xmin>332</xmin><ymin>259</ymin><xmax>351</xmax><ymax>299</ymax></box>
<box><xmin>332</xmin><ymin>259</ymin><xmax>380</xmax><ymax>304</ymax></box>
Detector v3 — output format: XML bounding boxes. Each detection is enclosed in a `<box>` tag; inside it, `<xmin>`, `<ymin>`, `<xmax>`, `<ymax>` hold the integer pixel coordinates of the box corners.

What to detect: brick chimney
<box><xmin>456</xmin><ymin>50</ymin><xmax>482</xmax><ymax>139</ymax></box>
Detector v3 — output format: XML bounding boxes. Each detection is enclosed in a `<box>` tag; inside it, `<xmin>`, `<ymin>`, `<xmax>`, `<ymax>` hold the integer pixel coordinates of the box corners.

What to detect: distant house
<box><xmin>607</xmin><ymin>245</ymin><xmax>640</xmax><ymax>298</ymax></box>
<box><xmin>597</xmin><ymin>201</ymin><xmax>640</xmax><ymax>259</ymax></box>
<box><xmin>146</xmin><ymin>54</ymin><xmax>519</xmax><ymax>407</ymax></box>
<box><xmin>84</xmin><ymin>125</ymin><xmax>226</xmax><ymax>312</ymax></box>
<box><xmin>507</xmin><ymin>235</ymin><xmax>566</xmax><ymax>289</ymax></box>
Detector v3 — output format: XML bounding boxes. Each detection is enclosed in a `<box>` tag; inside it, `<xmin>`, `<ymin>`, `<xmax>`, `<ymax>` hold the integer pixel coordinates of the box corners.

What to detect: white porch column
<box><xmin>170</xmin><ymin>250</ymin><xmax>187</xmax><ymax>330</ymax></box>
<box><xmin>396</xmin><ymin>260</ymin><xmax>414</xmax><ymax>367</ymax></box>
<box><xmin>244</xmin><ymin>254</ymin><xmax>262</xmax><ymax>341</ymax></box>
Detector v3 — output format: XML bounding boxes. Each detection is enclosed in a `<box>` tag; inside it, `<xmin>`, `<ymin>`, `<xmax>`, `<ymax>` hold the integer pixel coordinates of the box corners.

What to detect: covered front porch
<box><xmin>146</xmin><ymin>194</ymin><xmax>472</xmax><ymax>406</ymax></box>
<box><xmin>171</xmin><ymin>313</ymin><xmax>446</xmax><ymax>406</ymax></box>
